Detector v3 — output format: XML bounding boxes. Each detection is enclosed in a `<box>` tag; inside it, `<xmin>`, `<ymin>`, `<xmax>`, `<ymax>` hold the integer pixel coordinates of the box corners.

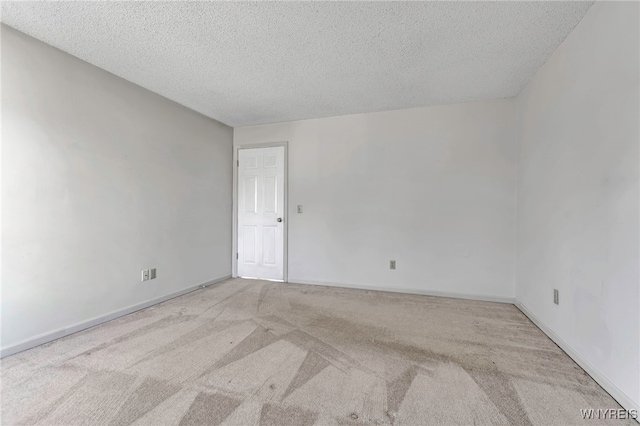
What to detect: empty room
<box><xmin>1</xmin><ymin>1</ymin><xmax>638</xmax><ymax>425</ymax></box>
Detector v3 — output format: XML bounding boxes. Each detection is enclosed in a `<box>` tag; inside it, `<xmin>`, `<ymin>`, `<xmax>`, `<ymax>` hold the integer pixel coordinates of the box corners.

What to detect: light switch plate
<box><xmin>390</xmin><ymin>260</ymin><xmax>396</xmax><ymax>270</ymax></box>
<box><xmin>297</xmin><ymin>205</ymin><xmax>303</xmax><ymax>213</ymax></box>
<box><xmin>142</xmin><ymin>270</ymin><xmax>150</xmax><ymax>281</ymax></box>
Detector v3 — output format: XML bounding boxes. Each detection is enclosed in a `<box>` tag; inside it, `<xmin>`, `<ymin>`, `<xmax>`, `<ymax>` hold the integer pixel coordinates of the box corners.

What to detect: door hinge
<box><xmin>236</xmin><ymin>253</ymin><xmax>238</xmax><ymax>259</ymax></box>
<box><xmin>237</xmin><ymin>160</ymin><xmax>239</xmax><ymax>167</ymax></box>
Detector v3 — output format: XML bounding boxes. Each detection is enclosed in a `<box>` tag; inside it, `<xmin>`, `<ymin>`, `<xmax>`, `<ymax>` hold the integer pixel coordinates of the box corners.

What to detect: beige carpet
<box><xmin>1</xmin><ymin>278</ymin><xmax>632</xmax><ymax>425</ymax></box>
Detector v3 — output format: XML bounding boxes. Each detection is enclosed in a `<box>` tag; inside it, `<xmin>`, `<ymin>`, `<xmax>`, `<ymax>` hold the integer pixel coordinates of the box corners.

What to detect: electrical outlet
<box><xmin>553</xmin><ymin>289</ymin><xmax>559</xmax><ymax>305</ymax></box>
<box><xmin>150</xmin><ymin>268</ymin><xmax>157</xmax><ymax>279</ymax></box>
<box><xmin>142</xmin><ymin>270</ymin><xmax>150</xmax><ymax>281</ymax></box>
<box><xmin>297</xmin><ymin>205</ymin><xmax>303</xmax><ymax>213</ymax></box>
<box><xmin>390</xmin><ymin>260</ymin><xmax>396</xmax><ymax>270</ymax></box>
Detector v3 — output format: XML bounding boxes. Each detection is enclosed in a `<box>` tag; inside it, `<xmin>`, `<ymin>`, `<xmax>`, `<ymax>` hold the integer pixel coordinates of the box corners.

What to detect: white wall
<box><xmin>234</xmin><ymin>99</ymin><xmax>518</xmax><ymax>300</ymax></box>
<box><xmin>1</xmin><ymin>26</ymin><xmax>233</xmax><ymax>350</ymax></box>
<box><xmin>4</xmin><ymin>0</ymin><xmax>637</xmax><ymax>412</ymax></box>
<box><xmin>515</xmin><ymin>1</ymin><xmax>639</xmax><ymax>410</ymax></box>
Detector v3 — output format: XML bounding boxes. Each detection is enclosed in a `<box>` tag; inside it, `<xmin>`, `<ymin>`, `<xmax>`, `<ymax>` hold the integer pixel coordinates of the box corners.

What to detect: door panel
<box><xmin>263</xmin><ymin>226</ymin><xmax>277</xmax><ymax>265</ymax></box>
<box><xmin>263</xmin><ymin>176</ymin><xmax>277</xmax><ymax>213</ymax></box>
<box><xmin>237</xmin><ymin>146</ymin><xmax>285</xmax><ymax>280</ymax></box>
<box><xmin>244</xmin><ymin>177</ymin><xmax>257</xmax><ymax>212</ymax></box>
<box><xmin>243</xmin><ymin>226</ymin><xmax>256</xmax><ymax>263</ymax></box>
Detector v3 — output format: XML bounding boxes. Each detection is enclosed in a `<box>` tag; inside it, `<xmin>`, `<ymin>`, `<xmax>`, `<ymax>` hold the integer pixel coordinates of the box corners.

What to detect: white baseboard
<box><xmin>514</xmin><ymin>300</ymin><xmax>639</xmax><ymax>417</ymax></box>
<box><xmin>290</xmin><ymin>278</ymin><xmax>514</xmax><ymax>304</ymax></box>
<box><xmin>0</xmin><ymin>275</ymin><xmax>231</xmax><ymax>358</ymax></box>
<box><xmin>5</xmin><ymin>275</ymin><xmax>636</xmax><ymax>419</ymax></box>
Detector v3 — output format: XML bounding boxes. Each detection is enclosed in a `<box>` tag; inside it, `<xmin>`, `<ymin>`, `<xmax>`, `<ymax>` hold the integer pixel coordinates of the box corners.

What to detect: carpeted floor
<box><xmin>1</xmin><ymin>278</ymin><xmax>632</xmax><ymax>425</ymax></box>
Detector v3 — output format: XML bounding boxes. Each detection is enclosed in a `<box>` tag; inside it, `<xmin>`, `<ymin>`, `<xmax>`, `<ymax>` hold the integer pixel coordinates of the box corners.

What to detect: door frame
<box><xmin>232</xmin><ymin>141</ymin><xmax>288</xmax><ymax>282</ymax></box>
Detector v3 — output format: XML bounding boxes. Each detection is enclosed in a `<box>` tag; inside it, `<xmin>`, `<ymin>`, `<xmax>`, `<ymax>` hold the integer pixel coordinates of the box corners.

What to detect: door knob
<box><xmin>277</xmin><ymin>218</ymin><xmax>283</xmax><ymax>222</ymax></box>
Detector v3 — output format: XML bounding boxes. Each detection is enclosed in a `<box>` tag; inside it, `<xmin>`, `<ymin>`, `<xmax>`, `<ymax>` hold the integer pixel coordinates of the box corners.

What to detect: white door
<box><xmin>237</xmin><ymin>146</ymin><xmax>285</xmax><ymax>281</ymax></box>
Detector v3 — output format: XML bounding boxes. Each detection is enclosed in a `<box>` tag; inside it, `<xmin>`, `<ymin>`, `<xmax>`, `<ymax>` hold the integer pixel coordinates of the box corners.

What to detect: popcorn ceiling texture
<box><xmin>1</xmin><ymin>1</ymin><xmax>593</xmax><ymax>127</ymax></box>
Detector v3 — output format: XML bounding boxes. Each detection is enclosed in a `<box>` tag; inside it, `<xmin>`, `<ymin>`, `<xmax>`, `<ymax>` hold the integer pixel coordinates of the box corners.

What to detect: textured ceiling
<box><xmin>2</xmin><ymin>1</ymin><xmax>593</xmax><ymax>127</ymax></box>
